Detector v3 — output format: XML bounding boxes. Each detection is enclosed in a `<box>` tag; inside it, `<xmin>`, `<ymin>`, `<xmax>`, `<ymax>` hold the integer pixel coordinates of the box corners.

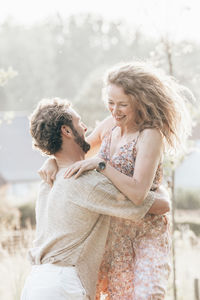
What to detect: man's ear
<box><xmin>61</xmin><ymin>125</ymin><xmax>73</xmax><ymax>138</ymax></box>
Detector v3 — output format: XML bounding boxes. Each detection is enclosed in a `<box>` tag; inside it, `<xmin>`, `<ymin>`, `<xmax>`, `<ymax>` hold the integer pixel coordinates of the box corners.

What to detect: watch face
<box><xmin>99</xmin><ymin>161</ymin><xmax>106</xmax><ymax>170</ymax></box>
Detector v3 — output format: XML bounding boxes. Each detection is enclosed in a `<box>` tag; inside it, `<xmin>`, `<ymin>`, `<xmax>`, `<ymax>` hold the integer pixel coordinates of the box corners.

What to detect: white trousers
<box><xmin>21</xmin><ymin>264</ymin><xmax>89</xmax><ymax>300</ymax></box>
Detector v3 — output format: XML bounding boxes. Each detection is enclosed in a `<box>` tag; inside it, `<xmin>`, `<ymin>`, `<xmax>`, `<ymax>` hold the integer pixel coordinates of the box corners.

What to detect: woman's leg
<box><xmin>133</xmin><ymin>217</ymin><xmax>171</xmax><ymax>300</ymax></box>
<box><xmin>96</xmin><ymin>219</ymin><xmax>136</xmax><ymax>300</ymax></box>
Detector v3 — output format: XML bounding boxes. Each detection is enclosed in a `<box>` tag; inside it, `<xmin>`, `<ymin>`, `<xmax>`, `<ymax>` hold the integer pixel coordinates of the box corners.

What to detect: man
<box><xmin>21</xmin><ymin>98</ymin><xmax>169</xmax><ymax>300</ymax></box>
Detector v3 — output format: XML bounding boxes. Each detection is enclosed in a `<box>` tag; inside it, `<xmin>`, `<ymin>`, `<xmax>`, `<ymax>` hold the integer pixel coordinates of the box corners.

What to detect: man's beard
<box><xmin>72</xmin><ymin>128</ymin><xmax>90</xmax><ymax>153</ymax></box>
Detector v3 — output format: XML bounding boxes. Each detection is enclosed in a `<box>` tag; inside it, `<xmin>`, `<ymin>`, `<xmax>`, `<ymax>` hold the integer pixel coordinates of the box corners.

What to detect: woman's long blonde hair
<box><xmin>104</xmin><ymin>62</ymin><xmax>192</xmax><ymax>153</ymax></box>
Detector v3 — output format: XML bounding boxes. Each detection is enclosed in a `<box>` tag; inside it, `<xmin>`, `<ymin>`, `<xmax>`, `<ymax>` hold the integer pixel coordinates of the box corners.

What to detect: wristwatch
<box><xmin>96</xmin><ymin>161</ymin><xmax>106</xmax><ymax>172</ymax></box>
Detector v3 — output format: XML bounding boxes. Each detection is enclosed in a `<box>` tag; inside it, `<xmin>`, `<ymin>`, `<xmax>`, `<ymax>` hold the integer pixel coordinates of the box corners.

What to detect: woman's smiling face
<box><xmin>107</xmin><ymin>84</ymin><xmax>136</xmax><ymax>129</ymax></box>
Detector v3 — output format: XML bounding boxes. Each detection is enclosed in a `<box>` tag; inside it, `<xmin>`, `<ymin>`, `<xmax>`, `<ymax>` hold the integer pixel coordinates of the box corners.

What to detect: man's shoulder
<box><xmin>52</xmin><ymin>170</ymin><xmax>107</xmax><ymax>195</ymax></box>
<box><xmin>77</xmin><ymin>170</ymin><xmax>106</xmax><ymax>183</ymax></box>
<box><xmin>69</xmin><ymin>170</ymin><xmax>109</xmax><ymax>192</ymax></box>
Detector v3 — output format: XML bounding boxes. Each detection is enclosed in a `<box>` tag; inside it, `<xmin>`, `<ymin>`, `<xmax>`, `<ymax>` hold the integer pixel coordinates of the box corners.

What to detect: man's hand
<box><xmin>148</xmin><ymin>185</ymin><xmax>171</xmax><ymax>215</ymax></box>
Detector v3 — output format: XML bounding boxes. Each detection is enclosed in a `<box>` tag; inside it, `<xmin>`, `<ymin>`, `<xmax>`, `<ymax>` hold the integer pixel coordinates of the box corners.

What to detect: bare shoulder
<box><xmin>138</xmin><ymin>128</ymin><xmax>163</xmax><ymax>150</ymax></box>
<box><xmin>140</xmin><ymin>128</ymin><xmax>162</xmax><ymax>141</ymax></box>
<box><xmin>98</xmin><ymin>116</ymin><xmax>115</xmax><ymax>140</ymax></box>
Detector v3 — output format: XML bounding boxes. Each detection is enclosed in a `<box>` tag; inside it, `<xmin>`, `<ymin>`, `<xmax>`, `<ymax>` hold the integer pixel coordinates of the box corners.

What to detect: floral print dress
<box><xmin>95</xmin><ymin>129</ymin><xmax>171</xmax><ymax>300</ymax></box>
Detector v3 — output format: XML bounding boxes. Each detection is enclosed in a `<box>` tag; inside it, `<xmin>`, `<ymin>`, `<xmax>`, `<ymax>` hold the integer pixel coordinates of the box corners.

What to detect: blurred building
<box><xmin>0</xmin><ymin>111</ymin><xmax>45</xmax><ymax>204</ymax></box>
<box><xmin>175</xmin><ymin>123</ymin><xmax>200</xmax><ymax>190</ymax></box>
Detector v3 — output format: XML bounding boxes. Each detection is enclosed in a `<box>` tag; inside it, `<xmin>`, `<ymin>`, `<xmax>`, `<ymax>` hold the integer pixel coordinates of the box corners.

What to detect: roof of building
<box><xmin>192</xmin><ymin>122</ymin><xmax>200</xmax><ymax>140</ymax></box>
<box><xmin>175</xmin><ymin>141</ymin><xmax>200</xmax><ymax>189</ymax></box>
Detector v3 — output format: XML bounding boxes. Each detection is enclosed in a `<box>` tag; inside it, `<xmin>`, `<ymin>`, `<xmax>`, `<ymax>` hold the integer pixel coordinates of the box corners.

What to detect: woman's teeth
<box><xmin>115</xmin><ymin>116</ymin><xmax>125</xmax><ymax>120</ymax></box>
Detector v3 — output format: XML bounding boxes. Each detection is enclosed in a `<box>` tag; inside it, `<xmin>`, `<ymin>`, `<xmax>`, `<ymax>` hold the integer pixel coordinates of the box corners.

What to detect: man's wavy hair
<box><xmin>103</xmin><ymin>62</ymin><xmax>193</xmax><ymax>153</ymax></box>
<box><xmin>29</xmin><ymin>98</ymin><xmax>72</xmax><ymax>155</ymax></box>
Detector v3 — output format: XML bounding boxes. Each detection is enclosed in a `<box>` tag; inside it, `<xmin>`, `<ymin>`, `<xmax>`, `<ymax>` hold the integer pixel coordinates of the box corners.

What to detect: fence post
<box><xmin>194</xmin><ymin>278</ymin><xmax>200</xmax><ymax>300</ymax></box>
<box><xmin>171</xmin><ymin>166</ymin><xmax>177</xmax><ymax>300</ymax></box>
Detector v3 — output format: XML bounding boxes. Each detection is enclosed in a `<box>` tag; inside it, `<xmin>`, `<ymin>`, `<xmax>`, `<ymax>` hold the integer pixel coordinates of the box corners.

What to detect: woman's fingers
<box><xmin>74</xmin><ymin>163</ymin><xmax>95</xmax><ymax>179</ymax></box>
<box><xmin>64</xmin><ymin>162</ymin><xmax>83</xmax><ymax>178</ymax></box>
<box><xmin>65</xmin><ymin>163</ymin><xmax>88</xmax><ymax>178</ymax></box>
<box><xmin>38</xmin><ymin>169</ymin><xmax>43</xmax><ymax>178</ymax></box>
<box><xmin>51</xmin><ymin>170</ymin><xmax>57</xmax><ymax>181</ymax></box>
<box><xmin>65</xmin><ymin>166</ymin><xmax>82</xmax><ymax>178</ymax></box>
<box><xmin>38</xmin><ymin>169</ymin><xmax>46</xmax><ymax>181</ymax></box>
<box><xmin>46</xmin><ymin>171</ymin><xmax>54</xmax><ymax>187</ymax></box>
<box><xmin>64</xmin><ymin>165</ymin><xmax>80</xmax><ymax>178</ymax></box>
<box><xmin>63</xmin><ymin>169</ymin><xmax>68</xmax><ymax>178</ymax></box>
<box><xmin>74</xmin><ymin>167</ymin><xmax>86</xmax><ymax>179</ymax></box>
<box><xmin>64</xmin><ymin>164</ymin><xmax>78</xmax><ymax>178</ymax></box>
<box><xmin>38</xmin><ymin>169</ymin><xmax>55</xmax><ymax>187</ymax></box>
<box><xmin>64</xmin><ymin>158</ymin><xmax>99</xmax><ymax>179</ymax></box>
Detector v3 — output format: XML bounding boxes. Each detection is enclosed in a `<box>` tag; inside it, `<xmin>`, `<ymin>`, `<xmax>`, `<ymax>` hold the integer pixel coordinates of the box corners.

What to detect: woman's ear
<box><xmin>61</xmin><ymin>125</ymin><xmax>73</xmax><ymax>138</ymax></box>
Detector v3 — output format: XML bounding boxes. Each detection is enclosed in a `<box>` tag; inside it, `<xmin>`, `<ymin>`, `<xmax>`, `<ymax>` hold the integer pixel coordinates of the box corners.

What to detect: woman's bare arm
<box><xmin>64</xmin><ymin>128</ymin><xmax>164</xmax><ymax>206</ymax></box>
<box><xmin>101</xmin><ymin>129</ymin><xmax>163</xmax><ymax>205</ymax></box>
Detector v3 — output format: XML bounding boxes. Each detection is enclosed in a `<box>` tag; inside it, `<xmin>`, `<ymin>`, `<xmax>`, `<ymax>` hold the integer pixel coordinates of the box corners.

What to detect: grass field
<box><xmin>0</xmin><ymin>212</ymin><xmax>199</xmax><ymax>300</ymax></box>
<box><xmin>0</xmin><ymin>210</ymin><xmax>200</xmax><ymax>300</ymax></box>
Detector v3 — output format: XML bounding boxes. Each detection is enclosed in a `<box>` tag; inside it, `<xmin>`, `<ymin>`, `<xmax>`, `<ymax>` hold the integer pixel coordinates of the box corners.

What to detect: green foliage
<box><xmin>0</xmin><ymin>14</ymin><xmax>142</xmax><ymax>111</ymax></box>
<box><xmin>175</xmin><ymin>188</ymin><xmax>200</xmax><ymax>209</ymax></box>
<box><xmin>18</xmin><ymin>202</ymin><xmax>36</xmax><ymax>228</ymax></box>
<box><xmin>1</xmin><ymin>13</ymin><xmax>199</xmax><ymax>116</ymax></box>
<box><xmin>176</xmin><ymin>222</ymin><xmax>200</xmax><ymax>236</ymax></box>
<box><xmin>74</xmin><ymin>67</ymin><xmax>109</xmax><ymax>127</ymax></box>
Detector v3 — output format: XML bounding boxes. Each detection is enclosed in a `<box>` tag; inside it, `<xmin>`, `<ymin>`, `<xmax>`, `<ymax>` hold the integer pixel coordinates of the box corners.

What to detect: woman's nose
<box><xmin>113</xmin><ymin>105</ymin><xmax>119</xmax><ymax>115</ymax></box>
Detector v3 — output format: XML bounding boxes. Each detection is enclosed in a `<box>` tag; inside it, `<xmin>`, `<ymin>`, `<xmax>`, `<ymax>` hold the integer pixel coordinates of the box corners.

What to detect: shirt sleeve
<box><xmin>68</xmin><ymin>171</ymin><xmax>155</xmax><ymax>221</ymax></box>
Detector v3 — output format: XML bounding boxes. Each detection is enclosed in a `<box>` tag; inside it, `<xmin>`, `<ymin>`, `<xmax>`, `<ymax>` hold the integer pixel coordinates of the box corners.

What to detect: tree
<box><xmin>74</xmin><ymin>67</ymin><xmax>109</xmax><ymax>128</ymax></box>
<box><xmin>0</xmin><ymin>67</ymin><xmax>17</xmax><ymax>110</ymax></box>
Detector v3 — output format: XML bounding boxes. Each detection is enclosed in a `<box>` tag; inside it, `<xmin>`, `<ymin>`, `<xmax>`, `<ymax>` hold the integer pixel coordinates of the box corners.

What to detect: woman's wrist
<box><xmin>96</xmin><ymin>159</ymin><xmax>106</xmax><ymax>172</ymax></box>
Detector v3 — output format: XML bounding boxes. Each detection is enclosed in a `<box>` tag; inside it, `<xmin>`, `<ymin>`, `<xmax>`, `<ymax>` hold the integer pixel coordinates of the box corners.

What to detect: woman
<box><xmin>40</xmin><ymin>62</ymin><xmax>191</xmax><ymax>299</ymax></box>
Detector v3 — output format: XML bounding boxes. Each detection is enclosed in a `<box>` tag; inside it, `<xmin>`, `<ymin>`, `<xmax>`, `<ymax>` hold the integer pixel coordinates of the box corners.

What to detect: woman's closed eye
<box><xmin>108</xmin><ymin>102</ymin><xmax>128</xmax><ymax>107</ymax></box>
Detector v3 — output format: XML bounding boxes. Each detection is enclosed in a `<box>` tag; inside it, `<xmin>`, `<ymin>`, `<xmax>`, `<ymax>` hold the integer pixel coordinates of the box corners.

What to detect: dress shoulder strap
<box><xmin>133</xmin><ymin>131</ymin><xmax>141</xmax><ymax>147</ymax></box>
<box><xmin>111</xmin><ymin>126</ymin><xmax>117</xmax><ymax>131</ymax></box>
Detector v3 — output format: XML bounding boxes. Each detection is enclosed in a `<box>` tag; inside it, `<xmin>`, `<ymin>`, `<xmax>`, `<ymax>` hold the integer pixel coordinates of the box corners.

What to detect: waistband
<box><xmin>32</xmin><ymin>263</ymin><xmax>76</xmax><ymax>271</ymax></box>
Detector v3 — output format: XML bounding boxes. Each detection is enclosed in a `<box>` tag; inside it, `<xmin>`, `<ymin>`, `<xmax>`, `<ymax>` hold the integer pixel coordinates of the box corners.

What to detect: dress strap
<box><xmin>111</xmin><ymin>126</ymin><xmax>117</xmax><ymax>131</ymax></box>
<box><xmin>133</xmin><ymin>131</ymin><xmax>141</xmax><ymax>147</ymax></box>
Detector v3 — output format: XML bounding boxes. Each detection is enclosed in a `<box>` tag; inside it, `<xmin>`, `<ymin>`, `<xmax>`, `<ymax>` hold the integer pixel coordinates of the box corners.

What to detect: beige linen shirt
<box><xmin>29</xmin><ymin>169</ymin><xmax>154</xmax><ymax>300</ymax></box>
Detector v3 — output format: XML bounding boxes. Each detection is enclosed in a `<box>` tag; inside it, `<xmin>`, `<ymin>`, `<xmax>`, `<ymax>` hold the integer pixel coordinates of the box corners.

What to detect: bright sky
<box><xmin>0</xmin><ymin>0</ymin><xmax>200</xmax><ymax>42</ymax></box>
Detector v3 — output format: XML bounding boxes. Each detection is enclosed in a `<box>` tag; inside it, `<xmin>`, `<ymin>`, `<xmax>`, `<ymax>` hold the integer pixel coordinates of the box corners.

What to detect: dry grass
<box><xmin>0</xmin><ymin>227</ymin><xmax>199</xmax><ymax>300</ymax></box>
<box><xmin>0</xmin><ymin>249</ymin><xmax>31</xmax><ymax>300</ymax></box>
<box><xmin>166</xmin><ymin>228</ymin><xmax>200</xmax><ymax>300</ymax></box>
<box><xmin>0</xmin><ymin>229</ymin><xmax>34</xmax><ymax>300</ymax></box>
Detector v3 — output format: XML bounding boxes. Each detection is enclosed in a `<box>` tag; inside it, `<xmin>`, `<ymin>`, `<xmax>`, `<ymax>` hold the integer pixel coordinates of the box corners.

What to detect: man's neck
<box><xmin>54</xmin><ymin>150</ymin><xmax>85</xmax><ymax>169</ymax></box>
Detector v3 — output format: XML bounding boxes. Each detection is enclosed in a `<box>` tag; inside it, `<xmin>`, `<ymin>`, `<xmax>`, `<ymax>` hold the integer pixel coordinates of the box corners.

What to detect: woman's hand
<box><xmin>38</xmin><ymin>158</ymin><xmax>58</xmax><ymax>187</ymax></box>
<box><xmin>64</xmin><ymin>157</ymin><xmax>102</xmax><ymax>179</ymax></box>
<box><xmin>148</xmin><ymin>185</ymin><xmax>171</xmax><ymax>215</ymax></box>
